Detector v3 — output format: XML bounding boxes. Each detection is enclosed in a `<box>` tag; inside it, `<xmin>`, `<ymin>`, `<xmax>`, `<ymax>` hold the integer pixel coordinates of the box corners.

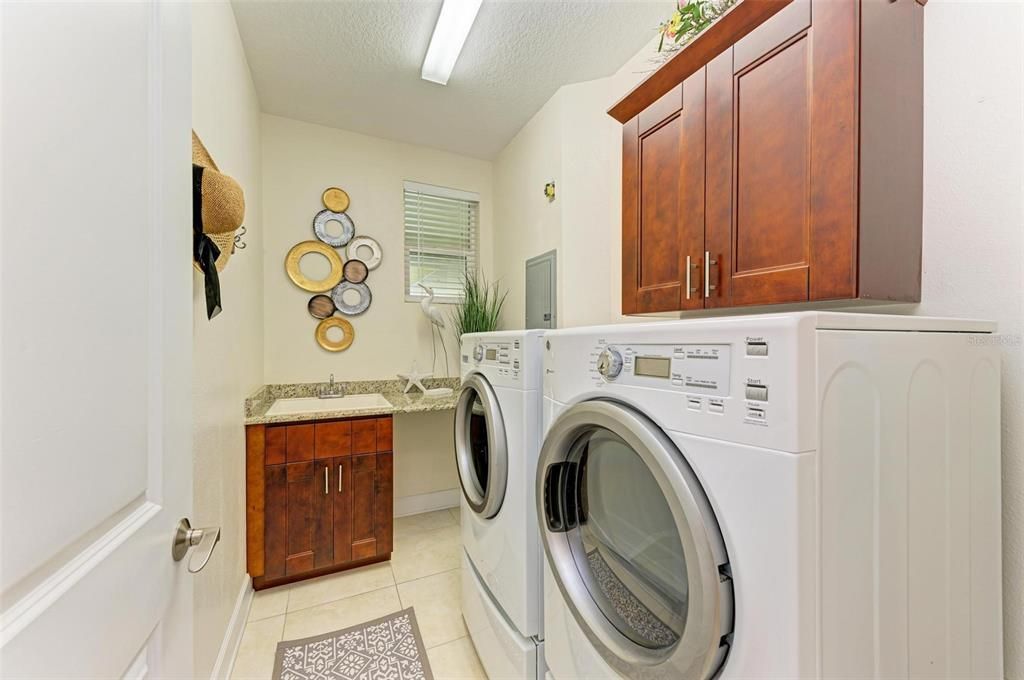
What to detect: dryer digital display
<box><xmin>634</xmin><ymin>356</ymin><xmax>671</xmax><ymax>378</ymax></box>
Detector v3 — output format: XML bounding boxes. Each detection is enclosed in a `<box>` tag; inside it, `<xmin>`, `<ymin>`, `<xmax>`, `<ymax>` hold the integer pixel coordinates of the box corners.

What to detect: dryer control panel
<box><xmin>595</xmin><ymin>343</ymin><xmax>731</xmax><ymax>397</ymax></box>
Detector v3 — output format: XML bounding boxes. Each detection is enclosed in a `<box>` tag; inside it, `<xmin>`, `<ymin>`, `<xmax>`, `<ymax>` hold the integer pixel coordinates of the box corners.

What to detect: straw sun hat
<box><xmin>192</xmin><ymin>131</ymin><xmax>245</xmax><ymax>319</ymax></box>
<box><xmin>192</xmin><ymin>131</ymin><xmax>244</xmax><ymax>272</ymax></box>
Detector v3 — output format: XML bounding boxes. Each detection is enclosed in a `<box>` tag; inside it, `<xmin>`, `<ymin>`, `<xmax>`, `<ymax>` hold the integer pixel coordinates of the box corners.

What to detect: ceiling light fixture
<box><xmin>420</xmin><ymin>0</ymin><xmax>483</xmax><ymax>85</ymax></box>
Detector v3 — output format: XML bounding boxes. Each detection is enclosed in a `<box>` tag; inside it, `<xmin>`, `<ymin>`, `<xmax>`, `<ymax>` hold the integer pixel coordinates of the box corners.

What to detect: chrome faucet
<box><xmin>320</xmin><ymin>373</ymin><xmax>346</xmax><ymax>399</ymax></box>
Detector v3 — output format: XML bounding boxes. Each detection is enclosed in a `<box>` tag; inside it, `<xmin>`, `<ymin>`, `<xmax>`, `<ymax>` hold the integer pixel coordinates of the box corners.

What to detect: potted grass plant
<box><xmin>451</xmin><ymin>271</ymin><xmax>508</xmax><ymax>338</ymax></box>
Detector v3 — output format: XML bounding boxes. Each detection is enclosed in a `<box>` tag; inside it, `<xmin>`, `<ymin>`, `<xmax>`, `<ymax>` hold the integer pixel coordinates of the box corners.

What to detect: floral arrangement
<box><xmin>657</xmin><ymin>0</ymin><xmax>736</xmax><ymax>54</ymax></box>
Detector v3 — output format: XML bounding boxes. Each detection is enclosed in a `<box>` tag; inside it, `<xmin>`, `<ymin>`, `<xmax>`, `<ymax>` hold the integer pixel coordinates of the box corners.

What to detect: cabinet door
<box><xmin>332</xmin><ymin>455</ymin><xmax>352</xmax><ymax>565</ymax></box>
<box><xmin>375</xmin><ymin>451</ymin><xmax>394</xmax><ymax>556</ymax></box>
<box><xmin>264</xmin><ymin>461</ymin><xmax>333</xmax><ymax>579</ymax></box>
<box><xmin>350</xmin><ymin>453</ymin><xmax>379</xmax><ymax>561</ymax></box>
<box><xmin>705</xmin><ymin>0</ymin><xmax>857</xmax><ymax>307</ymax></box>
<box><xmin>623</xmin><ymin>80</ymin><xmax>705</xmax><ymax>314</ymax></box>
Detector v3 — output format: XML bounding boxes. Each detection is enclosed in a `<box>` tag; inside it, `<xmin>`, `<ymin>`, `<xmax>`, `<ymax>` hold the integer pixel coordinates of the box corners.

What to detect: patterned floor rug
<box><xmin>273</xmin><ymin>607</ymin><xmax>434</xmax><ymax>680</ymax></box>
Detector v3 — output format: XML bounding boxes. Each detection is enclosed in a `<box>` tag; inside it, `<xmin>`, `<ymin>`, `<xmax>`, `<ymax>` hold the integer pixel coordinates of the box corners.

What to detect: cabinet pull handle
<box><xmin>704</xmin><ymin>251</ymin><xmax>718</xmax><ymax>297</ymax></box>
<box><xmin>686</xmin><ymin>255</ymin><xmax>691</xmax><ymax>300</ymax></box>
<box><xmin>338</xmin><ymin>464</ymin><xmax>343</xmax><ymax>493</ymax></box>
<box><xmin>324</xmin><ymin>466</ymin><xmax>329</xmax><ymax>495</ymax></box>
<box><xmin>686</xmin><ymin>255</ymin><xmax>699</xmax><ymax>300</ymax></box>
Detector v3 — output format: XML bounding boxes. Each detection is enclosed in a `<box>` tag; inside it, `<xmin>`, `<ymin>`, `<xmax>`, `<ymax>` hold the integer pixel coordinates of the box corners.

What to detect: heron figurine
<box><xmin>418</xmin><ymin>283</ymin><xmax>450</xmax><ymax>376</ymax></box>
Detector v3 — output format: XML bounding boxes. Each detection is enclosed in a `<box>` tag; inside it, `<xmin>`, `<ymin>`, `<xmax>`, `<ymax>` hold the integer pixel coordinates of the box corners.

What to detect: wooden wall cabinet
<box><xmin>620</xmin><ymin>0</ymin><xmax>923</xmax><ymax>314</ymax></box>
<box><xmin>246</xmin><ymin>415</ymin><xmax>393</xmax><ymax>589</ymax></box>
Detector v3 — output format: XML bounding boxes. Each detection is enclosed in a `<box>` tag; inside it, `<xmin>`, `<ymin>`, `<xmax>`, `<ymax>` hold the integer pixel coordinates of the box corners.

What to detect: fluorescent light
<box><xmin>421</xmin><ymin>0</ymin><xmax>483</xmax><ymax>85</ymax></box>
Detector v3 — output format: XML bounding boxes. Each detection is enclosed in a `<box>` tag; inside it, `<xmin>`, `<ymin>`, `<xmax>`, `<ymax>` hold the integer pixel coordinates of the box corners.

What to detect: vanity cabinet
<box><xmin>619</xmin><ymin>0</ymin><xmax>923</xmax><ymax>314</ymax></box>
<box><xmin>246</xmin><ymin>415</ymin><xmax>393</xmax><ymax>589</ymax></box>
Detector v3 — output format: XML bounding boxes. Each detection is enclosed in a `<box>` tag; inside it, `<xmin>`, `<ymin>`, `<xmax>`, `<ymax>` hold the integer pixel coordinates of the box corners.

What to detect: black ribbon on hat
<box><xmin>193</xmin><ymin>164</ymin><xmax>223</xmax><ymax>319</ymax></box>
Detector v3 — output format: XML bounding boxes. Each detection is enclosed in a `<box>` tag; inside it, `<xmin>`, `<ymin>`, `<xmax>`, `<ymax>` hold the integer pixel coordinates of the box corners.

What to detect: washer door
<box><xmin>454</xmin><ymin>373</ymin><xmax>508</xmax><ymax>518</ymax></box>
<box><xmin>537</xmin><ymin>400</ymin><xmax>733</xmax><ymax>680</ymax></box>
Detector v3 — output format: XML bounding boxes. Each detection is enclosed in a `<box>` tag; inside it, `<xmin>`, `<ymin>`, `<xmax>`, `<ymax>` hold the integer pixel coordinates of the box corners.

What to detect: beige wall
<box><xmin>261</xmin><ymin>114</ymin><xmax>493</xmax><ymax>383</ymax></box>
<box><xmin>492</xmin><ymin>40</ymin><xmax>656</xmax><ymax>329</ymax></box>
<box><xmin>191</xmin><ymin>2</ymin><xmax>264</xmax><ymax>677</ymax></box>
<box><xmin>493</xmin><ymin>5</ymin><xmax>1024</xmax><ymax>673</ymax></box>
<box><xmin>393</xmin><ymin>411</ymin><xmax>459</xmax><ymax>507</ymax></box>
<box><xmin>493</xmin><ymin>90</ymin><xmax>564</xmax><ymax>329</ymax></box>
<box><xmin>261</xmin><ymin>115</ymin><xmax>492</xmax><ymax>511</ymax></box>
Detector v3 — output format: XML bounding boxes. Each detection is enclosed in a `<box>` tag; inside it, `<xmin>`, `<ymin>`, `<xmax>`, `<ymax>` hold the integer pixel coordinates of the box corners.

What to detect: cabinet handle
<box><xmin>686</xmin><ymin>255</ymin><xmax>700</xmax><ymax>300</ymax></box>
<box><xmin>686</xmin><ymin>255</ymin><xmax>691</xmax><ymax>300</ymax></box>
<box><xmin>704</xmin><ymin>251</ymin><xmax>718</xmax><ymax>297</ymax></box>
<box><xmin>338</xmin><ymin>464</ymin><xmax>343</xmax><ymax>493</ymax></box>
<box><xmin>324</xmin><ymin>466</ymin><xmax>329</xmax><ymax>495</ymax></box>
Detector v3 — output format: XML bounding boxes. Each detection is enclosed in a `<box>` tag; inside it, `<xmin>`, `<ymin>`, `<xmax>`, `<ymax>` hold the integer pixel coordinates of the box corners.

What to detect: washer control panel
<box><xmin>468</xmin><ymin>340</ymin><xmax>521</xmax><ymax>379</ymax></box>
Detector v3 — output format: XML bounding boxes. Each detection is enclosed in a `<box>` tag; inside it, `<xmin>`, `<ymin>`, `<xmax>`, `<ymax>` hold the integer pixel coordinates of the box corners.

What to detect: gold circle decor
<box><xmin>315</xmin><ymin>316</ymin><xmax>354</xmax><ymax>352</ymax></box>
<box><xmin>285</xmin><ymin>240</ymin><xmax>344</xmax><ymax>292</ymax></box>
<box><xmin>322</xmin><ymin>187</ymin><xmax>350</xmax><ymax>213</ymax></box>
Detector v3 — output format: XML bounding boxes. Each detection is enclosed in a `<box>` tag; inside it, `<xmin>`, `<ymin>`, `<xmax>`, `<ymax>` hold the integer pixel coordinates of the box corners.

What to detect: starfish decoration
<box><xmin>397</xmin><ymin>364</ymin><xmax>433</xmax><ymax>394</ymax></box>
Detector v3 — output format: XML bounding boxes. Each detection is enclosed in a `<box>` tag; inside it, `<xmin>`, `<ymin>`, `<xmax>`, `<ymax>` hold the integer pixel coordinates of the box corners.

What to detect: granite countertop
<box><xmin>244</xmin><ymin>378</ymin><xmax>461</xmax><ymax>425</ymax></box>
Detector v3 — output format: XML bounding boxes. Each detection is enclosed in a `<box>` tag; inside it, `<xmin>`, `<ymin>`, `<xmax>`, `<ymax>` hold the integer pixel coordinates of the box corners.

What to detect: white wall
<box><xmin>918</xmin><ymin>2</ymin><xmax>1023</xmax><ymax>674</ymax></box>
<box><xmin>492</xmin><ymin>4</ymin><xmax>1024</xmax><ymax>673</ymax></box>
<box><xmin>261</xmin><ymin>114</ymin><xmax>493</xmax><ymax>383</ymax></box>
<box><xmin>191</xmin><ymin>3</ymin><xmax>264</xmax><ymax>677</ymax></box>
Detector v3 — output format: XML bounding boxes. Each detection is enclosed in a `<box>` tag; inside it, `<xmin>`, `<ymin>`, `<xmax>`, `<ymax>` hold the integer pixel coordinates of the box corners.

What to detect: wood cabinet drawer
<box><xmin>265</xmin><ymin>426</ymin><xmax>286</xmax><ymax>465</ymax></box>
<box><xmin>376</xmin><ymin>418</ymin><xmax>393</xmax><ymax>452</ymax></box>
<box><xmin>285</xmin><ymin>424</ymin><xmax>314</xmax><ymax>462</ymax></box>
<box><xmin>352</xmin><ymin>418</ymin><xmax>376</xmax><ymax>454</ymax></box>
<box><xmin>315</xmin><ymin>421</ymin><xmax>352</xmax><ymax>459</ymax></box>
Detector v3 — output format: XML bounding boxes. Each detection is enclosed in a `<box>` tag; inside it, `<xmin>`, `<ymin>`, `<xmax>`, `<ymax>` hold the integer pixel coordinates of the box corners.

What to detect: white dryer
<box><xmin>538</xmin><ymin>312</ymin><xmax>1003</xmax><ymax>680</ymax></box>
<box><xmin>456</xmin><ymin>330</ymin><xmax>546</xmax><ymax>679</ymax></box>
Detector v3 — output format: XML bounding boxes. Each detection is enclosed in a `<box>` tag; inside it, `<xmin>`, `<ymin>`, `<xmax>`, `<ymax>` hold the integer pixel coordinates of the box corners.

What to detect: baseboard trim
<box><xmin>210</xmin><ymin>576</ymin><xmax>253</xmax><ymax>680</ymax></box>
<box><xmin>394</xmin><ymin>488</ymin><xmax>460</xmax><ymax>517</ymax></box>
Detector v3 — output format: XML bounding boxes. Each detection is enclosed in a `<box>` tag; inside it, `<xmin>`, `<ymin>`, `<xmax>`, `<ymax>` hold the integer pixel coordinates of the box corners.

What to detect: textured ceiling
<box><xmin>231</xmin><ymin>0</ymin><xmax>667</xmax><ymax>159</ymax></box>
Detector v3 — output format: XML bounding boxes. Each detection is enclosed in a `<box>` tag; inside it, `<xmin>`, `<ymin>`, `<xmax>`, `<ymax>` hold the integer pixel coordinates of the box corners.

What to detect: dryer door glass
<box><xmin>454</xmin><ymin>373</ymin><xmax>508</xmax><ymax>518</ymax></box>
<box><xmin>537</xmin><ymin>400</ymin><xmax>733</xmax><ymax>679</ymax></box>
<box><xmin>570</xmin><ymin>427</ymin><xmax>688</xmax><ymax>649</ymax></box>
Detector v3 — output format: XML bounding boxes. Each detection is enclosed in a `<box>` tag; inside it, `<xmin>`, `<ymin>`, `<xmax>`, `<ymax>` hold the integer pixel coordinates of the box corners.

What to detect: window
<box><xmin>404</xmin><ymin>180</ymin><xmax>479</xmax><ymax>302</ymax></box>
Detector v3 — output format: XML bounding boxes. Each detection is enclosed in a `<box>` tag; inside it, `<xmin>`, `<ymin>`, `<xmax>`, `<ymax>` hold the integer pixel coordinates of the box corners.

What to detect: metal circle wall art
<box><xmin>331</xmin><ymin>280</ymin><xmax>372</xmax><ymax>316</ymax></box>
<box><xmin>285</xmin><ymin>240</ymin><xmax>344</xmax><ymax>292</ymax></box>
<box><xmin>346</xmin><ymin>236</ymin><xmax>382</xmax><ymax>270</ymax></box>
<box><xmin>307</xmin><ymin>294</ymin><xmax>336</xmax><ymax>319</ymax></box>
<box><xmin>343</xmin><ymin>259</ymin><xmax>368</xmax><ymax>284</ymax></box>
<box><xmin>322</xmin><ymin>187</ymin><xmax>350</xmax><ymax>213</ymax></box>
<box><xmin>313</xmin><ymin>209</ymin><xmax>355</xmax><ymax>247</ymax></box>
<box><xmin>283</xmin><ymin>186</ymin><xmax>383</xmax><ymax>352</ymax></box>
<box><xmin>315</xmin><ymin>317</ymin><xmax>355</xmax><ymax>352</ymax></box>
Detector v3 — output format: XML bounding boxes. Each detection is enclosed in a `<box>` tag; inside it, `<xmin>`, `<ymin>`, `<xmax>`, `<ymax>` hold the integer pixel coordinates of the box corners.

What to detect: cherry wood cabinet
<box><xmin>246</xmin><ymin>415</ymin><xmax>393</xmax><ymax>590</ymax></box>
<box><xmin>619</xmin><ymin>0</ymin><xmax>923</xmax><ymax>314</ymax></box>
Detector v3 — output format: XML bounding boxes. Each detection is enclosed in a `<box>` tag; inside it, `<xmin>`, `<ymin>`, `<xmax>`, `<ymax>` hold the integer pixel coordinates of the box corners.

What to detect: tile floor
<box><xmin>230</xmin><ymin>507</ymin><xmax>487</xmax><ymax>679</ymax></box>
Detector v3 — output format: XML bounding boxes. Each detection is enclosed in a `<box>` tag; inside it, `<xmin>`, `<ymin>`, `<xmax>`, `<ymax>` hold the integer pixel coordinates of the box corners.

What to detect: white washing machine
<box><xmin>456</xmin><ymin>330</ymin><xmax>546</xmax><ymax>679</ymax></box>
<box><xmin>537</xmin><ymin>312</ymin><xmax>1003</xmax><ymax>680</ymax></box>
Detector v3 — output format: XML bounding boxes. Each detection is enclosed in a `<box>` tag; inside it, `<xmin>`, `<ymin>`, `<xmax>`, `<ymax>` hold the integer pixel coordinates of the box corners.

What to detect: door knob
<box><xmin>172</xmin><ymin>518</ymin><xmax>221</xmax><ymax>574</ymax></box>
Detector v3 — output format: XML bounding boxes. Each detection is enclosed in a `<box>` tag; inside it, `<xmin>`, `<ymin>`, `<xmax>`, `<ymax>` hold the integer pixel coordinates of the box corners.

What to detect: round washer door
<box><xmin>454</xmin><ymin>373</ymin><xmax>508</xmax><ymax>518</ymax></box>
<box><xmin>536</xmin><ymin>400</ymin><xmax>733</xmax><ymax>680</ymax></box>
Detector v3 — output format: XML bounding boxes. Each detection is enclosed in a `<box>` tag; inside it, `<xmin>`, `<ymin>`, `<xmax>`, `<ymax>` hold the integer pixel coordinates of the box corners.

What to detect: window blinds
<box><xmin>403</xmin><ymin>180</ymin><xmax>479</xmax><ymax>302</ymax></box>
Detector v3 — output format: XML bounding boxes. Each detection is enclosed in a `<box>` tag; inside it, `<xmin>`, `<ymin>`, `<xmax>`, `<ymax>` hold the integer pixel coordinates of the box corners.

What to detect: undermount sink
<box><xmin>265</xmin><ymin>394</ymin><xmax>392</xmax><ymax>417</ymax></box>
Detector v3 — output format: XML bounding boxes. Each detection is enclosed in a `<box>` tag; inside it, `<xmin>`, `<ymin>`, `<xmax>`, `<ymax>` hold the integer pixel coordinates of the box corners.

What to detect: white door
<box><xmin>0</xmin><ymin>2</ymin><xmax>194</xmax><ymax>677</ymax></box>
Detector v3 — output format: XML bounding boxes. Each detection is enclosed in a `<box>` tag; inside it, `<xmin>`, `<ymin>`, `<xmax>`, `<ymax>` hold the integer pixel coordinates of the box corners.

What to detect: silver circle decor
<box><xmin>331</xmin><ymin>280</ymin><xmax>372</xmax><ymax>316</ymax></box>
<box><xmin>313</xmin><ymin>209</ymin><xmax>355</xmax><ymax>247</ymax></box>
<box><xmin>346</xmin><ymin>236</ymin><xmax>382</xmax><ymax>270</ymax></box>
